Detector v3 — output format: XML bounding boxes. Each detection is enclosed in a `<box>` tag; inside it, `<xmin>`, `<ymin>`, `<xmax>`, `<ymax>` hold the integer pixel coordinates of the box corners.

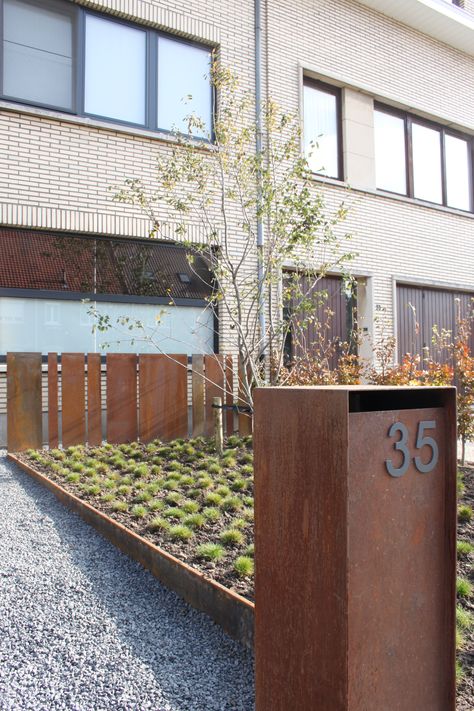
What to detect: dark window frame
<box><xmin>303</xmin><ymin>77</ymin><xmax>344</xmax><ymax>182</ymax></box>
<box><xmin>375</xmin><ymin>101</ymin><xmax>474</xmax><ymax>213</ymax></box>
<box><xmin>0</xmin><ymin>0</ymin><xmax>215</xmax><ymax>139</ymax></box>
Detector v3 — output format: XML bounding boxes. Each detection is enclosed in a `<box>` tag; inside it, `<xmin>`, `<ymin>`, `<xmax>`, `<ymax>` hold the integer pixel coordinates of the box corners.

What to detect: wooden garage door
<box><xmin>397</xmin><ymin>284</ymin><xmax>474</xmax><ymax>364</ymax></box>
<box><xmin>285</xmin><ymin>273</ymin><xmax>356</xmax><ymax>368</ymax></box>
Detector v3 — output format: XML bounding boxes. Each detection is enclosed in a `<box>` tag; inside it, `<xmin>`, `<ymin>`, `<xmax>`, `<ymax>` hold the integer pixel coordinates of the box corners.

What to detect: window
<box><xmin>1</xmin><ymin>0</ymin><xmax>213</xmax><ymax>138</ymax></box>
<box><xmin>375</xmin><ymin>104</ymin><xmax>474</xmax><ymax>212</ymax></box>
<box><xmin>303</xmin><ymin>80</ymin><xmax>342</xmax><ymax>180</ymax></box>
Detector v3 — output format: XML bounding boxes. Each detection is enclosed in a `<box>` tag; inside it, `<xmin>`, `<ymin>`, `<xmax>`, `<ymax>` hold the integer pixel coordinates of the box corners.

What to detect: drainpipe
<box><xmin>255</xmin><ymin>0</ymin><xmax>266</xmax><ymax>361</ymax></box>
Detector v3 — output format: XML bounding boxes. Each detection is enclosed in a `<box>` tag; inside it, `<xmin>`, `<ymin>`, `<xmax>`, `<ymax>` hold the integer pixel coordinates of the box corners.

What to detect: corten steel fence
<box><xmin>6</xmin><ymin>352</ymin><xmax>252</xmax><ymax>452</ymax></box>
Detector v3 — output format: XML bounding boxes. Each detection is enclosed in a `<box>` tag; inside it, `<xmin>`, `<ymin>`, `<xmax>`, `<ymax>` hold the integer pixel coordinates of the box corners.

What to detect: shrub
<box><xmin>234</xmin><ymin>556</ymin><xmax>254</xmax><ymax>577</ymax></box>
<box><xmin>220</xmin><ymin>529</ymin><xmax>244</xmax><ymax>546</ymax></box>
<box><xmin>168</xmin><ymin>525</ymin><xmax>194</xmax><ymax>541</ymax></box>
<box><xmin>196</xmin><ymin>543</ymin><xmax>225</xmax><ymax>561</ymax></box>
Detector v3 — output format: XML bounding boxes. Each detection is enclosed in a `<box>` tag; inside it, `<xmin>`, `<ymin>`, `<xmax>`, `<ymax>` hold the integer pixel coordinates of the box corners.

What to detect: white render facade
<box><xmin>0</xmin><ymin>0</ymin><xmax>474</xmax><ymax>363</ymax></box>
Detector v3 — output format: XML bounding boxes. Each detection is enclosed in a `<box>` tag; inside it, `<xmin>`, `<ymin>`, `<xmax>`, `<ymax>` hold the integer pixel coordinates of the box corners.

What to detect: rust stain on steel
<box><xmin>9</xmin><ymin>454</ymin><xmax>255</xmax><ymax>649</ymax></box>
<box><xmin>47</xmin><ymin>353</ymin><xmax>59</xmax><ymax>449</ymax></box>
<box><xmin>225</xmin><ymin>355</ymin><xmax>234</xmax><ymax>435</ymax></box>
<box><xmin>138</xmin><ymin>355</ymin><xmax>163</xmax><ymax>443</ymax></box>
<box><xmin>106</xmin><ymin>354</ymin><xmax>137</xmax><ymax>443</ymax></box>
<box><xmin>61</xmin><ymin>353</ymin><xmax>86</xmax><ymax>447</ymax></box>
<box><xmin>87</xmin><ymin>353</ymin><xmax>102</xmax><ymax>446</ymax></box>
<box><xmin>254</xmin><ymin>387</ymin><xmax>349</xmax><ymax>711</ymax></box>
<box><xmin>204</xmin><ymin>355</ymin><xmax>224</xmax><ymax>437</ymax></box>
<box><xmin>192</xmin><ymin>354</ymin><xmax>205</xmax><ymax>438</ymax></box>
<box><xmin>254</xmin><ymin>386</ymin><xmax>456</xmax><ymax>711</ymax></box>
<box><xmin>153</xmin><ymin>354</ymin><xmax>188</xmax><ymax>441</ymax></box>
<box><xmin>7</xmin><ymin>352</ymin><xmax>42</xmax><ymax>452</ymax></box>
<box><xmin>348</xmin><ymin>407</ymin><xmax>456</xmax><ymax>711</ymax></box>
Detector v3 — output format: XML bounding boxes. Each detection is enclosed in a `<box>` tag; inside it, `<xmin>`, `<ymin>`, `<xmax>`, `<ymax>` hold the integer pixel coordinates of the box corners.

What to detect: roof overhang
<box><xmin>356</xmin><ymin>0</ymin><xmax>474</xmax><ymax>56</ymax></box>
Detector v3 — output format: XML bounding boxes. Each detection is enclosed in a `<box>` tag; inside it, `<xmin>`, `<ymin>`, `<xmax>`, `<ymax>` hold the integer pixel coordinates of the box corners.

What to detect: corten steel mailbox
<box><xmin>254</xmin><ymin>386</ymin><xmax>457</xmax><ymax>711</ymax></box>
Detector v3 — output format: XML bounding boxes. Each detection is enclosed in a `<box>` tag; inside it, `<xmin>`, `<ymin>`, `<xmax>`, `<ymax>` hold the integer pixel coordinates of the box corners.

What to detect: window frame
<box><xmin>375</xmin><ymin>101</ymin><xmax>474</xmax><ymax>213</ymax></box>
<box><xmin>303</xmin><ymin>78</ymin><xmax>344</xmax><ymax>182</ymax></box>
<box><xmin>0</xmin><ymin>0</ymin><xmax>215</xmax><ymax>139</ymax></box>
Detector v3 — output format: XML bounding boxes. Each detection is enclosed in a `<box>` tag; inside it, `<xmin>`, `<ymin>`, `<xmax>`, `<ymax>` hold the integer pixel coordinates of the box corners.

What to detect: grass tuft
<box><xmin>196</xmin><ymin>543</ymin><xmax>225</xmax><ymax>561</ymax></box>
<box><xmin>234</xmin><ymin>556</ymin><xmax>254</xmax><ymax>577</ymax></box>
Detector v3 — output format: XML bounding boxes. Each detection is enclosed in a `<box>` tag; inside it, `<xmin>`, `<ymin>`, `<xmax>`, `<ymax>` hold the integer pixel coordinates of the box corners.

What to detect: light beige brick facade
<box><xmin>1</xmin><ymin>0</ymin><xmax>474</xmax><ymax>362</ymax></box>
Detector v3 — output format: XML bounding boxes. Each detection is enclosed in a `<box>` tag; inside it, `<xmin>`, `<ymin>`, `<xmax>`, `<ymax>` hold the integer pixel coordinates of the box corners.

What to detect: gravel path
<box><xmin>0</xmin><ymin>453</ymin><xmax>254</xmax><ymax>711</ymax></box>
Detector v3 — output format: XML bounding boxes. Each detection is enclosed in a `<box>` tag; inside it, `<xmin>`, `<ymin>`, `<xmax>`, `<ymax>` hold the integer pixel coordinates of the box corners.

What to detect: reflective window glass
<box><xmin>412</xmin><ymin>123</ymin><xmax>443</xmax><ymax>204</ymax></box>
<box><xmin>304</xmin><ymin>83</ymin><xmax>340</xmax><ymax>179</ymax></box>
<box><xmin>157</xmin><ymin>37</ymin><xmax>212</xmax><ymax>137</ymax></box>
<box><xmin>3</xmin><ymin>0</ymin><xmax>74</xmax><ymax>109</ymax></box>
<box><xmin>445</xmin><ymin>134</ymin><xmax>471</xmax><ymax>211</ymax></box>
<box><xmin>85</xmin><ymin>15</ymin><xmax>146</xmax><ymax>125</ymax></box>
<box><xmin>374</xmin><ymin>110</ymin><xmax>407</xmax><ymax>194</ymax></box>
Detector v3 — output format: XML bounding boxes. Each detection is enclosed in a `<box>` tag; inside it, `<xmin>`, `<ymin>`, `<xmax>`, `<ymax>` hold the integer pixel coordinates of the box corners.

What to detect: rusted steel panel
<box><xmin>87</xmin><ymin>353</ymin><xmax>102</xmax><ymax>446</ymax></box>
<box><xmin>62</xmin><ymin>353</ymin><xmax>86</xmax><ymax>447</ymax></box>
<box><xmin>238</xmin><ymin>359</ymin><xmax>252</xmax><ymax>436</ymax></box>
<box><xmin>192</xmin><ymin>355</ymin><xmax>205</xmax><ymax>437</ymax></box>
<box><xmin>154</xmin><ymin>355</ymin><xmax>188</xmax><ymax>441</ymax></box>
<box><xmin>7</xmin><ymin>352</ymin><xmax>42</xmax><ymax>452</ymax></box>
<box><xmin>204</xmin><ymin>355</ymin><xmax>224</xmax><ymax>437</ymax></box>
<box><xmin>225</xmin><ymin>355</ymin><xmax>234</xmax><ymax>435</ymax></box>
<box><xmin>47</xmin><ymin>353</ymin><xmax>59</xmax><ymax>449</ymax></box>
<box><xmin>254</xmin><ymin>387</ymin><xmax>349</xmax><ymax>711</ymax></box>
<box><xmin>138</xmin><ymin>355</ymin><xmax>162</xmax><ymax>443</ymax></box>
<box><xmin>348</xmin><ymin>406</ymin><xmax>456</xmax><ymax>711</ymax></box>
<box><xmin>106</xmin><ymin>354</ymin><xmax>137</xmax><ymax>443</ymax></box>
<box><xmin>254</xmin><ymin>386</ymin><xmax>456</xmax><ymax>711</ymax></box>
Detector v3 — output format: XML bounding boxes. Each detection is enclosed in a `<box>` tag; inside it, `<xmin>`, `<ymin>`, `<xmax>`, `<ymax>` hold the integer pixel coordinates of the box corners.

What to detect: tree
<box><xmin>100</xmin><ymin>61</ymin><xmax>354</xmax><ymax>408</ymax></box>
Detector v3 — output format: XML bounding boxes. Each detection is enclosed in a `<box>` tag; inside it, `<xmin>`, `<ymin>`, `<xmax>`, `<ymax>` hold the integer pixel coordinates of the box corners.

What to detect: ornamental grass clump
<box><xmin>148</xmin><ymin>517</ymin><xmax>169</xmax><ymax>532</ymax></box>
<box><xmin>196</xmin><ymin>543</ymin><xmax>225</xmax><ymax>561</ymax></box>
<box><xmin>148</xmin><ymin>499</ymin><xmax>164</xmax><ymax>512</ymax></box>
<box><xmin>202</xmin><ymin>507</ymin><xmax>221</xmax><ymax>522</ymax></box>
<box><xmin>131</xmin><ymin>504</ymin><xmax>147</xmax><ymax>518</ymax></box>
<box><xmin>234</xmin><ymin>556</ymin><xmax>254</xmax><ymax>578</ymax></box>
<box><xmin>181</xmin><ymin>500</ymin><xmax>200</xmax><ymax>514</ymax></box>
<box><xmin>135</xmin><ymin>491</ymin><xmax>152</xmax><ymax>503</ymax></box>
<box><xmin>205</xmin><ymin>492</ymin><xmax>223</xmax><ymax>506</ymax></box>
<box><xmin>162</xmin><ymin>507</ymin><xmax>185</xmax><ymax>520</ymax></box>
<box><xmin>458</xmin><ymin>505</ymin><xmax>473</xmax><ymax>523</ymax></box>
<box><xmin>183</xmin><ymin>513</ymin><xmax>205</xmax><ymax>529</ymax></box>
<box><xmin>111</xmin><ymin>500</ymin><xmax>128</xmax><ymax>512</ymax></box>
<box><xmin>457</xmin><ymin>577</ymin><xmax>473</xmax><ymax>598</ymax></box>
<box><xmin>168</xmin><ymin>525</ymin><xmax>194</xmax><ymax>541</ymax></box>
<box><xmin>221</xmin><ymin>495</ymin><xmax>242</xmax><ymax>512</ymax></box>
<box><xmin>220</xmin><ymin>528</ymin><xmax>244</xmax><ymax>546</ymax></box>
<box><xmin>457</xmin><ymin>539</ymin><xmax>474</xmax><ymax>556</ymax></box>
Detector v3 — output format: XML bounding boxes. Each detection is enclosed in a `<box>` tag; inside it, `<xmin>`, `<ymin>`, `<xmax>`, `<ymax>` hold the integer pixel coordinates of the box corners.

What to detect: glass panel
<box><xmin>445</xmin><ymin>134</ymin><xmax>472</xmax><ymax>211</ymax></box>
<box><xmin>303</xmin><ymin>84</ymin><xmax>339</xmax><ymax>179</ymax></box>
<box><xmin>3</xmin><ymin>0</ymin><xmax>73</xmax><ymax>109</ymax></box>
<box><xmin>374</xmin><ymin>110</ymin><xmax>407</xmax><ymax>194</ymax></box>
<box><xmin>412</xmin><ymin>122</ymin><xmax>443</xmax><ymax>204</ymax></box>
<box><xmin>0</xmin><ymin>297</ymin><xmax>214</xmax><ymax>355</ymax></box>
<box><xmin>85</xmin><ymin>15</ymin><xmax>146</xmax><ymax>125</ymax></box>
<box><xmin>157</xmin><ymin>37</ymin><xmax>212</xmax><ymax>137</ymax></box>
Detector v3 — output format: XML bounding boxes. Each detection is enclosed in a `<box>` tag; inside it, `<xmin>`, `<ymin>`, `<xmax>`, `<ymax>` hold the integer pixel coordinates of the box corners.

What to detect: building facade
<box><xmin>0</xmin><ymin>0</ymin><xmax>473</xmax><ymax>364</ymax></box>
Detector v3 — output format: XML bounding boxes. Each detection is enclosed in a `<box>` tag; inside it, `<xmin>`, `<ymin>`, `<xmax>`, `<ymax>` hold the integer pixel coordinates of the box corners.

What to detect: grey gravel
<box><xmin>0</xmin><ymin>452</ymin><xmax>254</xmax><ymax>711</ymax></box>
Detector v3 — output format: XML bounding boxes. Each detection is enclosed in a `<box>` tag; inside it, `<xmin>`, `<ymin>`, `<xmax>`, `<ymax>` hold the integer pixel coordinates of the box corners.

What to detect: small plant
<box><xmin>239</xmin><ymin>452</ymin><xmax>253</xmax><ymax>465</ymax></box>
<box><xmin>456</xmin><ymin>660</ymin><xmax>464</xmax><ymax>683</ymax></box>
<box><xmin>244</xmin><ymin>543</ymin><xmax>254</xmax><ymax>557</ymax></box>
<box><xmin>216</xmin><ymin>485</ymin><xmax>231</xmax><ymax>497</ymax></box>
<box><xmin>165</xmin><ymin>492</ymin><xmax>182</xmax><ymax>505</ymax></box>
<box><xmin>196</xmin><ymin>543</ymin><xmax>225</xmax><ymax>561</ymax></box>
<box><xmin>222</xmin><ymin>456</ymin><xmax>237</xmax><ymax>469</ymax></box>
<box><xmin>231</xmin><ymin>478</ymin><xmax>247</xmax><ymax>492</ymax></box>
<box><xmin>456</xmin><ymin>604</ymin><xmax>473</xmax><ymax>631</ymax></box>
<box><xmin>168</xmin><ymin>525</ymin><xmax>194</xmax><ymax>541</ymax></box>
<box><xmin>133</xmin><ymin>464</ymin><xmax>149</xmax><ymax>478</ymax></box>
<box><xmin>150</xmin><ymin>464</ymin><xmax>162</xmax><ymax>477</ymax></box>
<box><xmin>205</xmin><ymin>492</ymin><xmax>223</xmax><ymax>506</ymax></box>
<box><xmin>226</xmin><ymin>435</ymin><xmax>241</xmax><ymax>447</ymax></box>
<box><xmin>242</xmin><ymin>507</ymin><xmax>254</xmax><ymax>522</ymax></box>
<box><xmin>182</xmin><ymin>500</ymin><xmax>200</xmax><ymax>514</ymax></box>
<box><xmin>183</xmin><ymin>513</ymin><xmax>205</xmax><ymax>529</ymax></box>
<box><xmin>148</xmin><ymin>516</ymin><xmax>169</xmax><ymax>532</ymax></box>
<box><xmin>135</xmin><ymin>491</ymin><xmax>152</xmax><ymax>503</ymax></box>
<box><xmin>207</xmin><ymin>463</ymin><xmax>221</xmax><ymax>475</ymax></box>
<box><xmin>71</xmin><ymin>462</ymin><xmax>85</xmax><ymax>473</ymax></box>
<box><xmin>234</xmin><ymin>555</ymin><xmax>254</xmax><ymax>577</ymax></box>
<box><xmin>104</xmin><ymin>478</ymin><xmax>116</xmax><ymax>490</ymax></box>
<box><xmin>457</xmin><ymin>576</ymin><xmax>473</xmax><ymax>598</ymax></box>
<box><xmin>180</xmin><ymin>475</ymin><xmax>195</xmax><ymax>486</ymax></box>
<box><xmin>220</xmin><ymin>528</ymin><xmax>244</xmax><ymax>546</ymax></box>
<box><xmin>188</xmin><ymin>488</ymin><xmax>202</xmax><ymax>499</ymax></box>
<box><xmin>457</xmin><ymin>539</ymin><xmax>474</xmax><ymax>556</ymax></box>
<box><xmin>240</xmin><ymin>465</ymin><xmax>253</xmax><ymax>477</ymax></box>
<box><xmin>232</xmin><ymin>517</ymin><xmax>248</xmax><ymax>529</ymax></box>
<box><xmin>196</xmin><ymin>475</ymin><xmax>213</xmax><ymax>489</ymax></box>
<box><xmin>458</xmin><ymin>505</ymin><xmax>473</xmax><ymax>523</ymax></box>
<box><xmin>131</xmin><ymin>504</ymin><xmax>148</xmax><ymax>518</ymax></box>
<box><xmin>163</xmin><ymin>479</ymin><xmax>179</xmax><ymax>491</ymax></box>
<box><xmin>111</xmin><ymin>500</ymin><xmax>128</xmax><ymax>512</ymax></box>
<box><xmin>84</xmin><ymin>484</ymin><xmax>101</xmax><ymax>496</ymax></box>
<box><xmin>202</xmin><ymin>506</ymin><xmax>221</xmax><ymax>522</ymax></box>
<box><xmin>66</xmin><ymin>472</ymin><xmax>80</xmax><ymax>483</ymax></box>
<box><xmin>162</xmin><ymin>507</ymin><xmax>185</xmax><ymax>520</ymax></box>
<box><xmin>117</xmin><ymin>485</ymin><xmax>132</xmax><ymax>496</ymax></box>
<box><xmin>148</xmin><ymin>499</ymin><xmax>164</xmax><ymax>512</ymax></box>
<box><xmin>50</xmin><ymin>449</ymin><xmax>65</xmax><ymax>461</ymax></box>
<box><xmin>167</xmin><ymin>461</ymin><xmax>183</xmax><ymax>472</ymax></box>
<box><xmin>221</xmin><ymin>495</ymin><xmax>242</xmax><ymax>512</ymax></box>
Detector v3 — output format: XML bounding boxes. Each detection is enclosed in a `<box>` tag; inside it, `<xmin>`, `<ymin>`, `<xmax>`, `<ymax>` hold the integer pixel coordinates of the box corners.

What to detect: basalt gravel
<box><xmin>0</xmin><ymin>452</ymin><xmax>254</xmax><ymax>711</ymax></box>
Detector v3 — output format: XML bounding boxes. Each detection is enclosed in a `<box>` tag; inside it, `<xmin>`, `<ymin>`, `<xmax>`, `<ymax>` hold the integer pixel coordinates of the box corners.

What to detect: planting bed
<box><xmin>457</xmin><ymin>466</ymin><xmax>474</xmax><ymax>711</ymax></box>
<box><xmin>19</xmin><ymin>436</ymin><xmax>255</xmax><ymax>602</ymax></box>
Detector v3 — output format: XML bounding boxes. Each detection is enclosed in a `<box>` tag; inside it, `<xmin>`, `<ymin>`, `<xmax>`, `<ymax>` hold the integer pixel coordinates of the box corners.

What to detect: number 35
<box><xmin>385</xmin><ymin>420</ymin><xmax>439</xmax><ymax>478</ymax></box>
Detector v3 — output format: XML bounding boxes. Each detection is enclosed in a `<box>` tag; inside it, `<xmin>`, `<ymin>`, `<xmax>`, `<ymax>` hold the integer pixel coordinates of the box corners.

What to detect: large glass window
<box><xmin>374</xmin><ymin>110</ymin><xmax>407</xmax><ymax>194</ymax></box>
<box><xmin>1</xmin><ymin>0</ymin><xmax>213</xmax><ymax>137</ymax></box>
<box><xmin>412</xmin><ymin>123</ymin><xmax>443</xmax><ymax>204</ymax></box>
<box><xmin>3</xmin><ymin>0</ymin><xmax>74</xmax><ymax>109</ymax></box>
<box><xmin>85</xmin><ymin>15</ymin><xmax>146</xmax><ymax>125</ymax></box>
<box><xmin>157</xmin><ymin>37</ymin><xmax>212</xmax><ymax>137</ymax></box>
<box><xmin>375</xmin><ymin>104</ymin><xmax>474</xmax><ymax>212</ymax></box>
<box><xmin>303</xmin><ymin>81</ymin><xmax>341</xmax><ymax>179</ymax></box>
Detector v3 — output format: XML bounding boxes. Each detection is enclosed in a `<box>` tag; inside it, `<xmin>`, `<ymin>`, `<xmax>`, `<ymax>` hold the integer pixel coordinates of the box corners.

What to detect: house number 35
<box><xmin>385</xmin><ymin>420</ymin><xmax>439</xmax><ymax>478</ymax></box>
